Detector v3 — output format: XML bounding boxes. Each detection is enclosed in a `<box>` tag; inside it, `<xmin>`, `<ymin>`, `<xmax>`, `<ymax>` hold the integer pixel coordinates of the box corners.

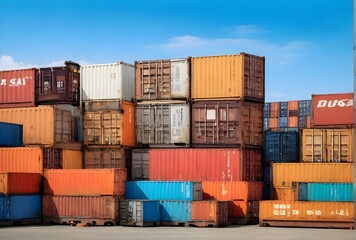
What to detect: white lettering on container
<box><xmin>317</xmin><ymin>99</ymin><xmax>353</xmax><ymax>108</ymax></box>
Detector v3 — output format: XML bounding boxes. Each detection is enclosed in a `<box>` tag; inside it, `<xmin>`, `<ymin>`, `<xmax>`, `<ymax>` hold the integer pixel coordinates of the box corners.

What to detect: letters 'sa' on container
<box><xmin>43</xmin><ymin>147</ymin><xmax>82</xmax><ymax>169</ymax></box>
<box><xmin>43</xmin><ymin>195</ymin><xmax>119</xmax><ymax>225</ymax></box>
<box><xmin>119</xmin><ymin>200</ymin><xmax>160</xmax><ymax>226</ymax></box>
<box><xmin>0</xmin><ymin>147</ymin><xmax>43</xmax><ymax>174</ymax></box>
<box><xmin>149</xmin><ymin>148</ymin><xmax>262</xmax><ymax>181</ymax></box>
<box><xmin>264</xmin><ymin>131</ymin><xmax>299</xmax><ymax>164</ymax></box>
<box><xmin>272</xmin><ymin>163</ymin><xmax>354</xmax><ymax>187</ymax></box>
<box><xmin>44</xmin><ymin>169</ymin><xmax>127</xmax><ymax>196</ymax></box>
<box><xmin>125</xmin><ymin>181</ymin><xmax>202</xmax><ymax>201</ymax></box>
<box><xmin>229</xmin><ymin>200</ymin><xmax>259</xmax><ymax>221</ymax></box>
<box><xmin>191</xmin><ymin>101</ymin><xmax>263</xmax><ymax>147</ymax></box>
<box><xmin>298</xmin><ymin>183</ymin><xmax>354</xmax><ymax>202</ymax></box>
<box><xmin>135</xmin><ymin>58</ymin><xmax>190</xmax><ymax>101</ymax></box>
<box><xmin>84</xmin><ymin>146</ymin><xmax>131</xmax><ymax>170</ymax></box>
<box><xmin>131</xmin><ymin>149</ymin><xmax>149</xmax><ymax>180</ymax></box>
<box><xmin>83</xmin><ymin>101</ymin><xmax>135</xmax><ymax>147</ymax></box>
<box><xmin>160</xmin><ymin>201</ymin><xmax>192</xmax><ymax>223</ymax></box>
<box><xmin>81</xmin><ymin>62</ymin><xmax>135</xmax><ymax>102</ymax></box>
<box><xmin>0</xmin><ymin>68</ymin><xmax>37</xmax><ymax>108</ymax></box>
<box><xmin>136</xmin><ymin>101</ymin><xmax>190</xmax><ymax>146</ymax></box>
<box><xmin>312</xmin><ymin>93</ymin><xmax>353</xmax><ymax>127</ymax></box>
<box><xmin>191</xmin><ymin>53</ymin><xmax>265</xmax><ymax>101</ymax></box>
<box><xmin>0</xmin><ymin>173</ymin><xmax>41</xmax><ymax>195</ymax></box>
<box><xmin>0</xmin><ymin>122</ymin><xmax>23</xmax><ymax>147</ymax></box>
<box><xmin>191</xmin><ymin>201</ymin><xmax>228</xmax><ymax>227</ymax></box>
<box><xmin>0</xmin><ymin>195</ymin><xmax>42</xmax><ymax>221</ymax></box>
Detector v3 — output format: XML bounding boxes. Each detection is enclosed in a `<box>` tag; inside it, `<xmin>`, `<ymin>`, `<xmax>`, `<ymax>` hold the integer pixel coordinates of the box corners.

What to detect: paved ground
<box><xmin>0</xmin><ymin>225</ymin><xmax>355</xmax><ymax>240</ymax></box>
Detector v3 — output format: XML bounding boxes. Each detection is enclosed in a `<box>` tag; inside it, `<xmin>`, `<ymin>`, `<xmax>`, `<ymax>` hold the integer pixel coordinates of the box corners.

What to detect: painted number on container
<box><xmin>331</xmin><ymin>209</ymin><xmax>349</xmax><ymax>217</ymax></box>
<box><xmin>307</xmin><ymin>209</ymin><xmax>322</xmax><ymax>216</ymax></box>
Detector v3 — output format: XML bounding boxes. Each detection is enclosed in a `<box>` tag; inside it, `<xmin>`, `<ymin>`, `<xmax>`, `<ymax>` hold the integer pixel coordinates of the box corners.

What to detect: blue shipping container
<box><xmin>263</xmin><ymin>184</ymin><xmax>272</xmax><ymax>200</ymax></box>
<box><xmin>298</xmin><ymin>183</ymin><xmax>354</xmax><ymax>202</ymax></box>
<box><xmin>279</xmin><ymin>102</ymin><xmax>288</xmax><ymax>117</ymax></box>
<box><xmin>119</xmin><ymin>200</ymin><xmax>160</xmax><ymax>226</ymax></box>
<box><xmin>264</xmin><ymin>131</ymin><xmax>299</xmax><ymax>164</ymax></box>
<box><xmin>264</xmin><ymin>118</ymin><xmax>269</xmax><ymax>130</ymax></box>
<box><xmin>278</xmin><ymin>117</ymin><xmax>288</xmax><ymax>128</ymax></box>
<box><xmin>0</xmin><ymin>122</ymin><xmax>23</xmax><ymax>147</ymax></box>
<box><xmin>125</xmin><ymin>181</ymin><xmax>202</xmax><ymax>201</ymax></box>
<box><xmin>160</xmin><ymin>201</ymin><xmax>192</xmax><ymax>222</ymax></box>
<box><xmin>263</xmin><ymin>166</ymin><xmax>271</xmax><ymax>184</ymax></box>
<box><xmin>0</xmin><ymin>195</ymin><xmax>42</xmax><ymax>221</ymax></box>
<box><xmin>264</xmin><ymin>103</ymin><xmax>271</xmax><ymax>118</ymax></box>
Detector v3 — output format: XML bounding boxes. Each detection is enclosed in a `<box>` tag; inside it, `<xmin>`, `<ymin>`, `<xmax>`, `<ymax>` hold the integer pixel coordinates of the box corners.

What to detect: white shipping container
<box><xmin>81</xmin><ymin>62</ymin><xmax>135</xmax><ymax>102</ymax></box>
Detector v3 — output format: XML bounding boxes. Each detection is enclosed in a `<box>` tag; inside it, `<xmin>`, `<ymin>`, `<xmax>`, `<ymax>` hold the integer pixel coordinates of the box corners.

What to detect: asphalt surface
<box><xmin>0</xmin><ymin>225</ymin><xmax>355</xmax><ymax>240</ymax></box>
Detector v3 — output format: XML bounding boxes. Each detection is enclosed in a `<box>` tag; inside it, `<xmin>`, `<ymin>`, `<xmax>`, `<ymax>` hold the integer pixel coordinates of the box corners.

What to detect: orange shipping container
<box><xmin>270</xmin><ymin>102</ymin><xmax>279</xmax><ymax>118</ymax></box>
<box><xmin>288</xmin><ymin>117</ymin><xmax>298</xmax><ymax>128</ymax></box>
<box><xmin>288</xmin><ymin>101</ymin><xmax>299</xmax><ymax>111</ymax></box>
<box><xmin>274</xmin><ymin>184</ymin><xmax>298</xmax><ymax>201</ymax></box>
<box><xmin>44</xmin><ymin>169</ymin><xmax>126</xmax><ymax>196</ymax></box>
<box><xmin>0</xmin><ymin>173</ymin><xmax>41</xmax><ymax>194</ymax></box>
<box><xmin>272</xmin><ymin>163</ymin><xmax>354</xmax><ymax>187</ymax></box>
<box><xmin>191</xmin><ymin>53</ymin><xmax>265</xmax><ymax>101</ymax></box>
<box><xmin>229</xmin><ymin>200</ymin><xmax>259</xmax><ymax>221</ymax></box>
<box><xmin>269</xmin><ymin>118</ymin><xmax>278</xmax><ymax>129</ymax></box>
<box><xmin>191</xmin><ymin>201</ymin><xmax>228</xmax><ymax>227</ymax></box>
<box><xmin>202</xmin><ymin>181</ymin><xmax>262</xmax><ymax>201</ymax></box>
<box><xmin>43</xmin><ymin>147</ymin><xmax>82</xmax><ymax>169</ymax></box>
<box><xmin>83</xmin><ymin>101</ymin><xmax>135</xmax><ymax>147</ymax></box>
<box><xmin>0</xmin><ymin>147</ymin><xmax>43</xmax><ymax>174</ymax></box>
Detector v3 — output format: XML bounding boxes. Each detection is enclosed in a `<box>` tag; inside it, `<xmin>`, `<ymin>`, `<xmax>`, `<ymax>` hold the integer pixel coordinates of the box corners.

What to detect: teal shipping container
<box><xmin>298</xmin><ymin>183</ymin><xmax>354</xmax><ymax>202</ymax></box>
<box><xmin>160</xmin><ymin>201</ymin><xmax>192</xmax><ymax>223</ymax></box>
<box><xmin>119</xmin><ymin>200</ymin><xmax>160</xmax><ymax>226</ymax></box>
<box><xmin>0</xmin><ymin>195</ymin><xmax>42</xmax><ymax>221</ymax></box>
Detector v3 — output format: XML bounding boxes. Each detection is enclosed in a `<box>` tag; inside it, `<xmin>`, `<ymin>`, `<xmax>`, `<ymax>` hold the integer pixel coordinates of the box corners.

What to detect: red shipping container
<box><xmin>191</xmin><ymin>201</ymin><xmax>228</xmax><ymax>227</ymax></box>
<box><xmin>229</xmin><ymin>200</ymin><xmax>259</xmax><ymax>220</ymax></box>
<box><xmin>44</xmin><ymin>169</ymin><xmax>126</xmax><ymax>196</ymax></box>
<box><xmin>0</xmin><ymin>172</ymin><xmax>41</xmax><ymax>194</ymax></box>
<box><xmin>0</xmin><ymin>68</ymin><xmax>37</xmax><ymax>108</ymax></box>
<box><xmin>149</xmin><ymin>148</ymin><xmax>262</xmax><ymax>181</ymax></box>
<box><xmin>312</xmin><ymin>93</ymin><xmax>353</xmax><ymax>127</ymax></box>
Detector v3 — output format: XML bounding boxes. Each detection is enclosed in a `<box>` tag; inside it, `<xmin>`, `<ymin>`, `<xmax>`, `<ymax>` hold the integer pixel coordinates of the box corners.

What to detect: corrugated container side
<box><xmin>270</xmin><ymin>102</ymin><xmax>279</xmax><ymax>118</ymax></box>
<box><xmin>264</xmin><ymin>131</ymin><xmax>299</xmax><ymax>164</ymax></box>
<box><xmin>43</xmin><ymin>148</ymin><xmax>82</xmax><ymax>169</ymax></box>
<box><xmin>0</xmin><ymin>173</ymin><xmax>41</xmax><ymax>194</ymax></box>
<box><xmin>274</xmin><ymin>185</ymin><xmax>298</xmax><ymax>201</ymax></box>
<box><xmin>119</xmin><ymin>200</ymin><xmax>160</xmax><ymax>226</ymax></box>
<box><xmin>131</xmin><ymin>149</ymin><xmax>149</xmax><ymax>180</ymax></box>
<box><xmin>191</xmin><ymin>201</ymin><xmax>228</xmax><ymax>226</ymax></box>
<box><xmin>264</xmin><ymin>103</ymin><xmax>271</xmax><ymax>118</ymax></box>
<box><xmin>0</xmin><ymin>147</ymin><xmax>43</xmax><ymax>174</ymax></box>
<box><xmin>160</xmin><ymin>201</ymin><xmax>192</xmax><ymax>222</ymax></box>
<box><xmin>298</xmin><ymin>183</ymin><xmax>354</xmax><ymax>202</ymax></box>
<box><xmin>288</xmin><ymin>117</ymin><xmax>298</xmax><ymax>128</ymax></box>
<box><xmin>8</xmin><ymin>195</ymin><xmax>42</xmax><ymax>220</ymax></box>
<box><xmin>84</xmin><ymin>147</ymin><xmax>130</xmax><ymax>169</ymax></box>
<box><xmin>278</xmin><ymin>117</ymin><xmax>288</xmax><ymax>128</ymax></box>
<box><xmin>44</xmin><ymin>169</ymin><xmax>127</xmax><ymax>196</ymax></box>
<box><xmin>125</xmin><ymin>181</ymin><xmax>202</xmax><ymax>201</ymax></box>
<box><xmin>229</xmin><ymin>200</ymin><xmax>259</xmax><ymax>220</ymax></box>
<box><xmin>272</xmin><ymin>163</ymin><xmax>354</xmax><ymax>187</ymax></box>
<box><xmin>0</xmin><ymin>122</ymin><xmax>23</xmax><ymax>147</ymax></box>
<box><xmin>269</xmin><ymin>118</ymin><xmax>278</xmax><ymax>129</ymax></box>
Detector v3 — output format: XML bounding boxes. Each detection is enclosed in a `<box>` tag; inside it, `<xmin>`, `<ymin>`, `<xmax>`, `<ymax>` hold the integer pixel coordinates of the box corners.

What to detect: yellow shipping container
<box><xmin>274</xmin><ymin>184</ymin><xmax>298</xmax><ymax>201</ymax></box>
<box><xmin>42</xmin><ymin>147</ymin><xmax>82</xmax><ymax>169</ymax></box>
<box><xmin>301</xmin><ymin>128</ymin><xmax>353</xmax><ymax>162</ymax></box>
<box><xmin>191</xmin><ymin>53</ymin><xmax>265</xmax><ymax>101</ymax></box>
<box><xmin>62</xmin><ymin>150</ymin><xmax>82</xmax><ymax>169</ymax></box>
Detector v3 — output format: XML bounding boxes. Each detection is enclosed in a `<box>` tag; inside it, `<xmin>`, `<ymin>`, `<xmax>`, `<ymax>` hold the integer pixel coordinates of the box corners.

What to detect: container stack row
<box><xmin>260</xmin><ymin>93</ymin><xmax>354</xmax><ymax>229</ymax></box>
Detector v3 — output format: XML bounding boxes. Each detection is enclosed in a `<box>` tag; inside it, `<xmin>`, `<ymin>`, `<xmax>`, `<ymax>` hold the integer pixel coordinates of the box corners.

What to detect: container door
<box><xmin>131</xmin><ymin>150</ymin><xmax>149</xmax><ymax>180</ymax></box>
<box><xmin>326</xmin><ymin>129</ymin><xmax>353</xmax><ymax>162</ymax></box>
<box><xmin>171</xmin><ymin>59</ymin><xmax>189</xmax><ymax>99</ymax></box>
<box><xmin>55</xmin><ymin>109</ymin><xmax>73</xmax><ymax>143</ymax></box>
<box><xmin>243</xmin><ymin>55</ymin><xmax>264</xmax><ymax>100</ymax></box>
<box><xmin>155</xmin><ymin>105</ymin><xmax>171</xmax><ymax>144</ymax></box>
<box><xmin>170</xmin><ymin>104</ymin><xmax>189</xmax><ymax>144</ymax></box>
<box><xmin>102</xmin><ymin>111</ymin><xmax>123</xmax><ymax>145</ymax></box>
<box><xmin>136</xmin><ymin>106</ymin><xmax>155</xmax><ymax>144</ymax></box>
<box><xmin>302</xmin><ymin>129</ymin><xmax>326</xmax><ymax>162</ymax></box>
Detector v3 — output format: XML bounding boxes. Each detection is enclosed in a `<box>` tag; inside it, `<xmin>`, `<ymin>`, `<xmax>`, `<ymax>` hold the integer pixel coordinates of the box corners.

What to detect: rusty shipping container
<box><xmin>273</xmin><ymin>184</ymin><xmax>298</xmax><ymax>201</ymax></box>
<box><xmin>0</xmin><ymin>68</ymin><xmax>37</xmax><ymax>108</ymax></box>
<box><xmin>272</xmin><ymin>163</ymin><xmax>354</xmax><ymax>187</ymax></box>
<box><xmin>191</xmin><ymin>53</ymin><xmax>265</xmax><ymax>101</ymax></box>
<box><xmin>43</xmin><ymin>147</ymin><xmax>82</xmax><ymax>169</ymax></box>
<box><xmin>259</xmin><ymin>201</ymin><xmax>354</xmax><ymax>228</ymax></box>
<box><xmin>37</xmin><ymin>61</ymin><xmax>80</xmax><ymax>106</ymax></box>
<box><xmin>84</xmin><ymin>101</ymin><xmax>135</xmax><ymax>147</ymax></box>
<box><xmin>0</xmin><ymin>173</ymin><xmax>41</xmax><ymax>194</ymax></box>
<box><xmin>192</xmin><ymin>101</ymin><xmax>263</xmax><ymax>147</ymax></box>
<box><xmin>135</xmin><ymin>58</ymin><xmax>190</xmax><ymax>101</ymax></box>
<box><xmin>0</xmin><ymin>147</ymin><xmax>43</xmax><ymax>174</ymax></box>
<box><xmin>288</xmin><ymin>100</ymin><xmax>299</xmax><ymax>117</ymax></box>
<box><xmin>43</xmin><ymin>195</ymin><xmax>120</xmax><ymax>226</ymax></box>
<box><xmin>312</xmin><ymin>93</ymin><xmax>353</xmax><ymax>127</ymax></box>
<box><xmin>149</xmin><ymin>148</ymin><xmax>262</xmax><ymax>181</ymax></box>
<box><xmin>44</xmin><ymin>169</ymin><xmax>126</xmax><ymax>196</ymax></box>
<box><xmin>301</xmin><ymin>128</ymin><xmax>353</xmax><ymax>162</ymax></box>
<box><xmin>191</xmin><ymin>201</ymin><xmax>228</xmax><ymax>227</ymax></box>
<box><xmin>229</xmin><ymin>200</ymin><xmax>259</xmax><ymax>221</ymax></box>
<box><xmin>269</xmin><ymin>118</ymin><xmax>278</xmax><ymax>130</ymax></box>
<box><xmin>0</xmin><ymin>106</ymin><xmax>77</xmax><ymax>146</ymax></box>
<box><xmin>202</xmin><ymin>181</ymin><xmax>262</xmax><ymax>201</ymax></box>
<box><xmin>136</xmin><ymin>101</ymin><xmax>190</xmax><ymax>146</ymax></box>
<box><xmin>270</xmin><ymin>102</ymin><xmax>279</xmax><ymax>118</ymax></box>
<box><xmin>131</xmin><ymin>149</ymin><xmax>149</xmax><ymax>180</ymax></box>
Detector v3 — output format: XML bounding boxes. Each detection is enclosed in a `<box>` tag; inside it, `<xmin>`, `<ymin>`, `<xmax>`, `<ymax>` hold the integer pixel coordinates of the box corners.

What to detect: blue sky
<box><xmin>0</xmin><ymin>0</ymin><xmax>353</xmax><ymax>102</ymax></box>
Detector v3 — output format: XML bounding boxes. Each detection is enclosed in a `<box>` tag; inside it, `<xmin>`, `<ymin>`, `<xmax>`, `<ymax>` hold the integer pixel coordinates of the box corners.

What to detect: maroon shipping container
<box><xmin>191</xmin><ymin>101</ymin><xmax>263</xmax><ymax>147</ymax></box>
<box><xmin>149</xmin><ymin>148</ymin><xmax>262</xmax><ymax>181</ymax></box>
<box><xmin>312</xmin><ymin>93</ymin><xmax>353</xmax><ymax>127</ymax></box>
<box><xmin>0</xmin><ymin>68</ymin><xmax>37</xmax><ymax>108</ymax></box>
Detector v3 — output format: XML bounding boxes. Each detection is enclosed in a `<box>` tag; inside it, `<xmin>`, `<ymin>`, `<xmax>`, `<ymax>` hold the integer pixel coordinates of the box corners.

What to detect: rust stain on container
<box><xmin>272</xmin><ymin>163</ymin><xmax>354</xmax><ymax>187</ymax></box>
<box><xmin>192</xmin><ymin>101</ymin><xmax>263</xmax><ymax>146</ymax></box>
<box><xmin>0</xmin><ymin>147</ymin><xmax>43</xmax><ymax>174</ymax></box>
<box><xmin>191</xmin><ymin>53</ymin><xmax>265</xmax><ymax>101</ymax></box>
<box><xmin>43</xmin><ymin>147</ymin><xmax>82</xmax><ymax>169</ymax></box>
<box><xmin>191</xmin><ymin>201</ymin><xmax>228</xmax><ymax>227</ymax></box>
<box><xmin>0</xmin><ymin>173</ymin><xmax>42</xmax><ymax>194</ymax></box>
<box><xmin>44</xmin><ymin>169</ymin><xmax>126</xmax><ymax>196</ymax></box>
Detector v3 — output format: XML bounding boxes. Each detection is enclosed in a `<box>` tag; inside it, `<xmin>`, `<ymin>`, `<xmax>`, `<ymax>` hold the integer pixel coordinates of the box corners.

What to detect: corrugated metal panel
<box><xmin>119</xmin><ymin>200</ymin><xmax>160</xmax><ymax>226</ymax></box>
<box><xmin>160</xmin><ymin>201</ymin><xmax>192</xmax><ymax>222</ymax></box>
<box><xmin>264</xmin><ymin>103</ymin><xmax>271</xmax><ymax>118</ymax></box>
<box><xmin>0</xmin><ymin>68</ymin><xmax>37</xmax><ymax>108</ymax></box>
<box><xmin>259</xmin><ymin>201</ymin><xmax>354</xmax><ymax>222</ymax></box>
<box><xmin>274</xmin><ymin>185</ymin><xmax>298</xmax><ymax>201</ymax></box>
<box><xmin>264</xmin><ymin>131</ymin><xmax>299</xmax><ymax>164</ymax></box>
<box><xmin>202</xmin><ymin>181</ymin><xmax>262</xmax><ymax>201</ymax></box>
<box><xmin>301</xmin><ymin>128</ymin><xmax>353</xmax><ymax>162</ymax></box>
<box><xmin>81</xmin><ymin>62</ymin><xmax>135</xmax><ymax>102</ymax></box>
<box><xmin>278</xmin><ymin>117</ymin><xmax>288</xmax><ymax>128</ymax></box>
<box><xmin>263</xmin><ymin>166</ymin><xmax>271</xmax><ymax>184</ymax></box>
<box><xmin>191</xmin><ymin>201</ymin><xmax>228</xmax><ymax>226</ymax></box>
<box><xmin>0</xmin><ymin>122</ymin><xmax>23</xmax><ymax>147</ymax></box>
<box><xmin>43</xmin><ymin>147</ymin><xmax>82</xmax><ymax>169</ymax></box>
<box><xmin>125</xmin><ymin>181</ymin><xmax>202</xmax><ymax>201</ymax></box>
<box><xmin>298</xmin><ymin>183</ymin><xmax>354</xmax><ymax>202</ymax></box>
<box><xmin>0</xmin><ymin>173</ymin><xmax>41</xmax><ymax>194</ymax></box>
<box><xmin>272</xmin><ymin>163</ymin><xmax>354</xmax><ymax>187</ymax></box>
<box><xmin>191</xmin><ymin>53</ymin><xmax>265</xmax><ymax>101</ymax></box>
<box><xmin>8</xmin><ymin>195</ymin><xmax>42</xmax><ymax>220</ymax></box>
<box><xmin>0</xmin><ymin>147</ymin><xmax>43</xmax><ymax>174</ymax></box>
<box><xmin>270</xmin><ymin>102</ymin><xmax>279</xmax><ymax>118</ymax></box>
<box><xmin>288</xmin><ymin>117</ymin><xmax>298</xmax><ymax>127</ymax></box>
<box><xmin>149</xmin><ymin>148</ymin><xmax>262</xmax><ymax>181</ymax></box>
<box><xmin>131</xmin><ymin>149</ymin><xmax>149</xmax><ymax>180</ymax></box>
<box><xmin>136</xmin><ymin>101</ymin><xmax>190</xmax><ymax>145</ymax></box>
<box><xmin>44</xmin><ymin>169</ymin><xmax>127</xmax><ymax>196</ymax></box>
<box><xmin>299</xmin><ymin>100</ymin><xmax>311</xmax><ymax>116</ymax></box>
<box><xmin>135</xmin><ymin>59</ymin><xmax>190</xmax><ymax>100</ymax></box>
<box><xmin>84</xmin><ymin>146</ymin><xmax>130</xmax><ymax>169</ymax></box>
<box><xmin>229</xmin><ymin>200</ymin><xmax>259</xmax><ymax>219</ymax></box>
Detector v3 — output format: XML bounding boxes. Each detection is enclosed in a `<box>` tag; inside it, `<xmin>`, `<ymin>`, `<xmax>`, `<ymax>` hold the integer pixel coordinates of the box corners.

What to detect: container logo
<box><xmin>316</xmin><ymin>99</ymin><xmax>353</xmax><ymax>108</ymax></box>
<box><xmin>1</xmin><ymin>77</ymin><xmax>29</xmax><ymax>87</ymax></box>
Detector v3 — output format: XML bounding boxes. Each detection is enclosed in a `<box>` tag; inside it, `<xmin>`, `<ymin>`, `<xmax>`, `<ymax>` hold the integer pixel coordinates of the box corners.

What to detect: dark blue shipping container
<box><xmin>263</xmin><ymin>165</ymin><xmax>271</xmax><ymax>184</ymax></box>
<box><xmin>264</xmin><ymin>131</ymin><xmax>299</xmax><ymax>164</ymax></box>
<box><xmin>0</xmin><ymin>122</ymin><xmax>23</xmax><ymax>147</ymax></box>
<box><xmin>299</xmin><ymin>100</ymin><xmax>311</xmax><ymax>116</ymax></box>
<box><xmin>298</xmin><ymin>116</ymin><xmax>308</xmax><ymax>128</ymax></box>
<box><xmin>264</xmin><ymin>103</ymin><xmax>271</xmax><ymax>118</ymax></box>
<box><xmin>264</xmin><ymin>118</ymin><xmax>269</xmax><ymax>130</ymax></box>
<box><xmin>279</xmin><ymin>102</ymin><xmax>288</xmax><ymax>117</ymax></box>
<box><xmin>0</xmin><ymin>195</ymin><xmax>42</xmax><ymax>221</ymax></box>
<box><xmin>278</xmin><ymin>117</ymin><xmax>288</xmax><ymax>128</ymax></box>
<box><xmin>262</xmin><ymin>184</ymin><xmax>272</xmax><ymax>200</ymax></box>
